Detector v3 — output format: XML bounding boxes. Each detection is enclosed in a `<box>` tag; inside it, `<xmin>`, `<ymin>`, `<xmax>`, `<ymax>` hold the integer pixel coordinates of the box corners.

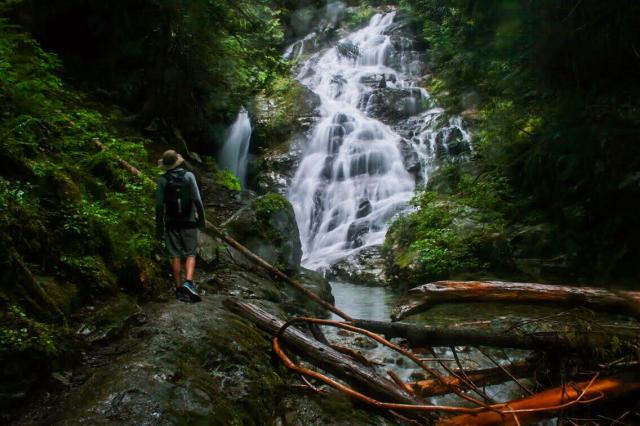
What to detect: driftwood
<box><xmin>439</xmin><ymin>374</ymin><xmax>640</xmax><ymax>426</ymax></box>
<box><xmin>223</xmin><ymin>299</ymin><xmax>424</xmax><ymax>409</ymax></box>
<box><xmin>407</xmin><ymin>360</ymin><xmax>533</xmax><ymax>398</ymax></box>
<box><xmin>392</xmin><ymin>280</ymin><xmax>640</xmax><ymax>321</ymax></box>
<box><xmin>352</xmin><ymin>319</ymin><xmax>640</xmax><ymax>353</ymax></box>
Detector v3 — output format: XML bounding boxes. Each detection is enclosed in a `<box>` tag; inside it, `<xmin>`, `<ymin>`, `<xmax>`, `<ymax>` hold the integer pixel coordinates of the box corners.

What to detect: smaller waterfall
<box><xmin>219</xmin><ymin>108</ymin><xmax>252</xmax><ymax>187</ymax></box>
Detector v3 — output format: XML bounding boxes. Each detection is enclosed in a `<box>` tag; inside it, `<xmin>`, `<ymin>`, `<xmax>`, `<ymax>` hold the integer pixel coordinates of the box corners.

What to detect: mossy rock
<box><xmin>223</xmin><ymin>193</ymin><xmax>302</xmax><ymax>274</ymax></box>
<box><xmin>75</xmin><ymin>293</ymin><xmax>144</xmax><ymax>345</ymax></box>
<box><xmin>286</xmin><ymin>268</ymin><xmax>335</xmax><ymax>317</ymax></box>
<box><xmin>251</xmin><ymin>77</ymin><xmax>320</xmax><ymax>152</ymax></box>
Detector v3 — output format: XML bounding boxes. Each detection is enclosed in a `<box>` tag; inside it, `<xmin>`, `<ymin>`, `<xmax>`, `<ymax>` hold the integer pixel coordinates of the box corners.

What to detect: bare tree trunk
<box><xmin>352</xmin><ymin>319</ymin><xmax>639</xmax><ymax>353</ymax></box>
<box><xmin>392</xmin><ymin>281</ymin><xmax>640</xmax><ymax>321</ymax></box>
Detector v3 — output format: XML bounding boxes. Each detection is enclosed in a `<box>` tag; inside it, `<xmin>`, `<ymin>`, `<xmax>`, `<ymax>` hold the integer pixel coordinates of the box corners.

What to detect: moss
<box><xmin>254</xmin><ymin>193</ymin><xmax>289</xmax><ymax>220</ymax></box>
<box><xmin>384</xmin><ymin>178</ymin><xmax>513</xmax><ymax>289</ymax></box>
<box><xmin>214</xmin><ymin>169</ymin><xmax>242</xmax><ymax>192</ymax></box>
<box><xmin>344</xmin><ymin>5</ymin><xmax>376</xmax><ymax>29</ymax></box>
<box><xmin>252</xmin><ymin>76</ymin><xmax>319</xmax><ymax>150</ymax></box>
<box><xmin>0</xmin><ymin>15</ymin><xmax>166</xmax><ymax>405</ymax></box>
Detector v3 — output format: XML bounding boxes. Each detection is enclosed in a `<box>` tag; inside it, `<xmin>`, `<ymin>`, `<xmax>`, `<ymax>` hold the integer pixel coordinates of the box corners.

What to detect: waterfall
<box><xmin>219</xmin><ymin>108</ymin><xmax>252</xmax><ymax>187</ymax></box>
<box><xmin>287</xmin><ymin>11</ymin><xmax>469</xmax><ymax>270</ymax></box>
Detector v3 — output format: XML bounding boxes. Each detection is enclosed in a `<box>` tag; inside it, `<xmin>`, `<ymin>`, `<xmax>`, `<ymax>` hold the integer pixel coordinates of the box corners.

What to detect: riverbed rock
<box><xmin>363</xmin><ymin>87</ymin><xmax>424</xmax><ymax>123</ymax></box>
<box><xmin>327</xmin><ymin>246</ymin><xmax>388</xmax><ymax>286</ymax></box>
<box><xmin>336</xmin><ymin>40</ymin><xmax>359</xmax><ymax>59</ymax></box>
<box><xmin>223</xmin><ymin>194</ymin><xmax>302</xmax><ymax>274</ymax></box>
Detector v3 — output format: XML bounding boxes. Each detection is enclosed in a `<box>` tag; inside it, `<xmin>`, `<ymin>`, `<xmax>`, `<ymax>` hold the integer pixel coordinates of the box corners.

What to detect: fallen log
<box><xmin>352</xmin><ymin>319</ymin><xmax>640</xmax><ymax>353</ymax></box>
<box><xmin>438</xmin><ymin>374</ymin><xmax>640</xmax><ymax>426</ymax></box>
<box><xmin>392</xmin><ymin>281</ymin><xmax>640</xmax><ymax>321</ymax></box>
<box><xmin>407</xmin><ymin>360</ymin><xmax>533</xmax><ymax>398</ymax></box>
<box><xmin>223</xmin><ymin>299</ymin><xmax>427</xmax><ymax>412</ymax></box>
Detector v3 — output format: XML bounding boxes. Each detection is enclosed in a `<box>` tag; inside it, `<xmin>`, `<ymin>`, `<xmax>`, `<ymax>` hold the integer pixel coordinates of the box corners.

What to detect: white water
<box><xmin>219</xmin><ymin>108</ymin><xmax>252</xmax><ymax>187</ymax></box>
<box><xmin>288</xmin><ymin>11</ymin><xmax>469</xmax><ymax>270</ymax></box>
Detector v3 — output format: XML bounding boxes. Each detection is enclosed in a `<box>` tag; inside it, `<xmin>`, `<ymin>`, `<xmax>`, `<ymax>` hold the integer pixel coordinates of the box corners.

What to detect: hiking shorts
<box><xmin>165</xmin><ymin>227</ymin><xmax>198</xmax><ymax>258</ymax></box>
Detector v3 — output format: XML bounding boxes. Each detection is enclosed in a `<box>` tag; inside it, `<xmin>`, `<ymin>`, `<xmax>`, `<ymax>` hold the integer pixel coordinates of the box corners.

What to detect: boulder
<box><xmin>346</xmin><ymin>220</ymin><xmax>370</xmax><ymax>249</ymax></box>
<box><xmin>223</xmin><ymin>194</ymin><xmax>302</xmax><ymax>274</ymax></box>
<box><xmin>255</xmin><ymin>134</ymin><xmax>305</xmax><ymax>194</ymax></box>
<box><xmin>286</xmin><ymin>268</ymin><xmax>335</xmax><ymax>317</ymax></box>
<box><xmin>336</xmin><ymin>40</ymin><xmax>359</xmax><ymax>59</ymax></box>
<box><xmin>327</xmin><ymin>246</ymin><xmax>388</xmax><ymax>286</ymax></box>
<box><xmin>359</xmin><ymin>73</ymin><xmax>397</xmax><ymax>88</ymax></box>
<box><xmin>364</xmin><ymin>87</ymin><xmax>424</xmax><ymax>123</ymax></box>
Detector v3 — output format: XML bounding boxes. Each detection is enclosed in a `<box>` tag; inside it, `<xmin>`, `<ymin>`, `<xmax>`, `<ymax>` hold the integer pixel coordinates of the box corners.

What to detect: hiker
<box><xmin>155</xmin><ymin>150</ymin><xmax>205</xmax><ymax>302</ymax></box>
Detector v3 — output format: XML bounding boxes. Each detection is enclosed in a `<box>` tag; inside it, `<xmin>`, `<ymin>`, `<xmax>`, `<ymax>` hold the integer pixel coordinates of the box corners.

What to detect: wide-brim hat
<box><xmin>158</xmin><ymin>150</ymin><xmax>184</xmax><ymax>170</ymax></box>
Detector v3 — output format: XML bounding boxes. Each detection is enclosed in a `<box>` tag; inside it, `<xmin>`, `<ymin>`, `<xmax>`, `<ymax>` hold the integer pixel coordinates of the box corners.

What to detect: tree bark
<box><xmin>438</xmin><ymin>374</ymin><xmax>640</xmax><ymax>426</ymax></box>
<box><xmin>407</xmin><ymin>360</ymin><xmax>533</xmax><ymax>398</ymax></box>
<box><xmin>392</xmin><ymin>280</ymin><xmax>640</xmax><ymax>321</ymax></box>
<box><xmin>352</xmin><ymin>319</ymin><xmax>640</xmax><ymax>353</ymax></box>
<box><xmin>224</xmin><ymin>299</ymin><xmax>428</xmax><ymax>411</ymax></box>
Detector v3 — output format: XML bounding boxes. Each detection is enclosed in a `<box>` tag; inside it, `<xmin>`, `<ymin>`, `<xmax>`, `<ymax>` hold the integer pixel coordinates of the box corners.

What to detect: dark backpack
<box><xmin>164</xmin><ymin>169</ymin><xmax>193</xmax><ymax>220</ymax></box>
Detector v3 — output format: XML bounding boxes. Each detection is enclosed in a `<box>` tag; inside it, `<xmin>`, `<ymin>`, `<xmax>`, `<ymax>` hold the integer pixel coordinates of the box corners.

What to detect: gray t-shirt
<box><xmin>155</xmin><ymin>168</ymin><xmax>205</xmax><ymax>235</ymax></box>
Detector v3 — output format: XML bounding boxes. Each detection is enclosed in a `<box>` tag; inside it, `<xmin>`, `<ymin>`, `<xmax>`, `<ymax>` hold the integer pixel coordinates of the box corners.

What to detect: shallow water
<box><xmin>325</xmin><ymin>281</ymin><xmax>544</xmax><ymax>405</ymax></box>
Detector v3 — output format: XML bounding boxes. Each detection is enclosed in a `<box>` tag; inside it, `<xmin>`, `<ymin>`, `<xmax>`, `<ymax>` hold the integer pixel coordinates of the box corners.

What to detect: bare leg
<box><xmin>185</xmin><ymin>256</ymin><xmax>196</xmax><ymax>282</ymax></box>
<box><xmin>172</xmin><ymin>257</ymin><xmax>182</xmax><ymax>288</ymax></box>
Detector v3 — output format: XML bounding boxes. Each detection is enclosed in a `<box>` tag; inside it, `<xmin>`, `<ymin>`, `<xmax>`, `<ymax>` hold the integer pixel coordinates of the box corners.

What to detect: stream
<box><xmin>327</xmin><ymin>281</ymin><xmax>533</xmax><ymax>406</ymax></box>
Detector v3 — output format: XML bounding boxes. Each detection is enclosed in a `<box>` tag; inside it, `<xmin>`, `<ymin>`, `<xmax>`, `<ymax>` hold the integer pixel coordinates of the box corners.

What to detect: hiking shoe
<box><xmin>175</xmin><ymin>287</ymin><xmax>191</xmax><ymax>303</ymax></box>
<box><xmin>182</xmin><ymin>281</ymin><xmax>202</xmax><ymax>303</ymax></box>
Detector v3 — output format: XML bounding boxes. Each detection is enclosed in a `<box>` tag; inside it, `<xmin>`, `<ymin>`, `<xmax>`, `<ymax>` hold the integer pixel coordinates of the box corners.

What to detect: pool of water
<box><xmin>324</xmin><ymin>281</ymin><xmax>535</xmax><ymax>405</ymax></box>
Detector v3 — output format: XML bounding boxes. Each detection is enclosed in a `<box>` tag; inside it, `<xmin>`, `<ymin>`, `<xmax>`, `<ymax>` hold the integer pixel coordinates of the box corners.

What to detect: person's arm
<box><xmin>188</xmin><ymin>172</ymin><xmax>206</xmax><ymax>228</ymax></box>
<box><xmin>155</xmin><ymin>176</ymin><xmax>166</xmax><ymax>239</ymax></box>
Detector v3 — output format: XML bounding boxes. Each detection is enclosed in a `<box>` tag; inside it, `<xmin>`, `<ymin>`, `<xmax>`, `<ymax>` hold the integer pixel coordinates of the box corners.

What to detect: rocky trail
<box><xmin>14</xmin><ymin>218</ymin><xmax>395</xmax><ymax>425</ymax></box>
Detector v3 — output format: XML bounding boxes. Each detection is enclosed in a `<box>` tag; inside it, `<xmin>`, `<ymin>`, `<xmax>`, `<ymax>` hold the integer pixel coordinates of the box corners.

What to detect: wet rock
<box><xmin>434</xmin><ymin>126</ymin><xmax>470</xmax><ymax>159</ymax></box>
<box><xmin>223</xmin><ymin>194</ymin><xmax>302</xmax><ymax>274</ymax></box>
<box><xmin>286</xmin><ymin>268</ymin><xmax>335</xmax><ymax>317</ymax></box>
<box><xmin>409</xmin><ymin>371</ymin><xmax>426</xmax><ymax>382</ymax></box>
<box><xmin>255</xmin><ymin>135</ymin><xmax>305</xmax><ymax>195</ymax></box>
<box><xmin>252</xmin><ymin>81</ymin><xmax>321</xmax><ymax>152</ymax></box>
<box><xmin>196</xmin><ymin>231</ymin><xmax>223</xmax><ymax>264</ymax></box>
<box><xmin>76</xmin><ymin>293</ymin><xmax>143</xmax><ymax>345</ymax></box>
<box><xmin>327</xmin><ymin>246</ymin><xmax>388</xmax><ymax>286</ymax></box>
<box><xmin>356</xmin><ymin>200</ymin><xmax>372</xmax><ymax>218</ymax></box>
<box><xmin>345</xmin><ymin>220</ymin><xmax>370</xmax><ymax>249</ymax></box>
<box><xmin>364</xmin><ymin>87</ymin><xmax>424</xmax><ymax>123</ymax></box>
<box><xmin>336</xmin><ymin>40</ymin><xmax>359</xmax><ymax>59</ymax></box>
<box><xmin>276</xmin><ymin>390</ymin><xmax>394</xmax><ymax>426</ymax></box>
<box><xmin>398</xmin><ymin>138</ymin><xmax>421</xmax><ymax>175</ymax></box>
<box><xmin>359</xmin><ymin>73</ymin><xmax>396</xmax><ymax>88</ymax></box>
<box><xmin>353</xmin><ymin>336</ymin><xmax>377</xmax><ymax>350</ymax></box>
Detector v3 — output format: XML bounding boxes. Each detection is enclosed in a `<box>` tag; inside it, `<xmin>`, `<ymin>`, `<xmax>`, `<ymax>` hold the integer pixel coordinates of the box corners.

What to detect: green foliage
<box><xmin>253</xmin><ymin>75</ymin><xmax>316</xmax><ymax>150</ymax></box>
<box><xmin>255</xmin><ymin>193</ymin><xmax>289</xmax><ymax>219</ymax></box>
<box><xmin>214</xmin><ymin>169</ymin><xmax>242</xmax><ymax>192</ymax></box>
<box><xmin>385</xmin><ymin>175</ymin><xmax>511</xmax><ymax>286</ymax></box>
<box><xmin>0</xmin><ymin>305</ymin><xmax>59</xmax><ymax>356</ymax></box>
<box><xmin>0</xmin><ymin>15</ymin><xmax>164</xmax><ymax>380</ymax></box>
<box><xmin>344</xmin><ymin>5</ymin><xmax>376</xmax><ymax>29</ymax></box>
<box><xmin>399</xmin><ymin>0</ymin><xmax>640</xmax><ymax>282</ymax></box>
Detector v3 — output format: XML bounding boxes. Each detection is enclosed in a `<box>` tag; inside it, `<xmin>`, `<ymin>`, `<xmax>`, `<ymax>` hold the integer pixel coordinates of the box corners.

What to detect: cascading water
<box><xmin>219</xmin><ymin>108</ymin><xmax>252</xmax><ymax>187</ymax></box>
<box><xmin>288</xmin><ymin>11</ymin><xmax>469</xmax><ymax>270</ymax></box>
